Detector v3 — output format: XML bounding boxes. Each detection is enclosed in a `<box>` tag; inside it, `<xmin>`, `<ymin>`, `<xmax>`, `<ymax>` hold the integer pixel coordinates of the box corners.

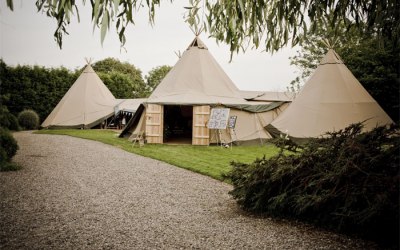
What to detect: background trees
<box><xmin>0</xmin><ymin>59</ymin><xmax>169</xmax><ymax>122</ymax></box>
<box><xmin>92</xmin><ymin>58</ymin><xmax>147</xmax><ymax>98</ymax></box>
<box><xmin>0</xmin><ymin>60</ymin><xmax>77</xmax><ymax>121</ymax></box>
<box><xmin>145</xmin><ymin>65</ymin><xmax>172</xmax><ymax>93</ymax></box>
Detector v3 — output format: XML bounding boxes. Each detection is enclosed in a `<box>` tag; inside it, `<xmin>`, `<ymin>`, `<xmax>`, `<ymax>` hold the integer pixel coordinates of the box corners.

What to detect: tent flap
<box><xmin>223</xmin><ymin>102</ymin><xmax>286</xmax><ymax>113</ymax></box>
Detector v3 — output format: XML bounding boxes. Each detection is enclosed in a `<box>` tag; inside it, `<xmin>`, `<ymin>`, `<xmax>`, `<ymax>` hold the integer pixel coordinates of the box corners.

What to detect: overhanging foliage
<box><xmin>6</xmin><ymin>1</ymin><xmax>399</xmax><ymax>54</ymax></box>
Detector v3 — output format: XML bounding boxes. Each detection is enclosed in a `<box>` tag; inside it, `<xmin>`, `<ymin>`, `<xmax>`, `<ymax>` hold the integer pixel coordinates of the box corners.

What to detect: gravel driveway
<box><xmin>0</xmin><ymin>132</ymin><xmax>376</xmax><ymax>249</ymax></box>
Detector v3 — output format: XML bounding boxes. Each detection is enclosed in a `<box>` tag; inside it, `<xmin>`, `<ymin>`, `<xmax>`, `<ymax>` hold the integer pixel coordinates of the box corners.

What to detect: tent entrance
<box><xmin>163</xmin><ymin>105</ymin><xmax>193</xmax><ymax>144</ymax></box>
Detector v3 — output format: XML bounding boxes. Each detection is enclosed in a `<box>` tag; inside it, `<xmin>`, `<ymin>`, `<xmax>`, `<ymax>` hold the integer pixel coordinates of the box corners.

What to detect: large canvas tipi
<box><xmin>147</xmin><ymin>37</ymin><xmax>245</xmax><ymax>105</ymax></box>
<box><xmin>41</xmin><ymin>64</ymin><xmax>117</xmax><ymax>129</ymax></box>
<box><xmin>121</xmin><ymin>36</ymin><xmax>290</xmax><ymax>145</ymax></box>
<box><xmin>267</xmin><ymin>49</ymin><xmax>393</xmax><ymax>141</ymax></box>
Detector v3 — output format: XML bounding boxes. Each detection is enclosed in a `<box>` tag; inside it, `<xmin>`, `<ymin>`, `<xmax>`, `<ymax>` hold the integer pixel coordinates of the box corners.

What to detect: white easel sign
<box><xmin>207</xmin><ymin>108</ymin><xmax>230</xmax><ymax>129</ymax></box>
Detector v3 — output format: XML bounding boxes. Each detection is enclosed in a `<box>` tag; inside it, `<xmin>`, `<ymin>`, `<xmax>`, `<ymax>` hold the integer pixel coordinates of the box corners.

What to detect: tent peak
<box><xmin>83</xmin><ymin>63</ymin><xmax>96</xmax><ymax>73</ymax></box>
<box><xmin>189</xmin><ymin>25</ymin><xmax>205</xmax><ymax>37</ymax></box>
<box><xmin>321</xmin><ymin>38</ymin><xmax>339</xmax><ymax>50</ymax></box>
<box><xmin>174</xmin><ymin>50</ymin><xmax>182</xmax><ymax>58</ymax></box>
<box><xmin>319</xmin><ymin>39</ymin><xmax>344</xmax><ymax>65</ymax></box>
<box><xmin>187</xmin><ymin>36</ymin><xmax>208</xmax><ymax>50</ymax></box>
<box><xmin>85</xmin><ymin>57</ymin><xmax>93</xmax><ymax>65</ymax></box>
<box><xmin>320</xmin><ymin>49</ymin><xmax>344</xmax><ymax>65</ymax></box>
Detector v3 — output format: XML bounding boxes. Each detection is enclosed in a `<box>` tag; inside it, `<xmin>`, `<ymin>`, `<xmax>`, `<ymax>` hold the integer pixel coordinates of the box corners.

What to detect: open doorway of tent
<box><xmin>163</xmin><ymin>105</ymin><xmax>193</xmax><ymax>144</ymax></box>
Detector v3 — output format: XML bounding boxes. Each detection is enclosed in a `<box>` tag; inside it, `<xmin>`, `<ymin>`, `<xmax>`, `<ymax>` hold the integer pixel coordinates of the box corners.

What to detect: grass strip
<box><xmin>36</xmin><ymin>129</ymin><xmax>279</xmax><ymax>181</ymax></box>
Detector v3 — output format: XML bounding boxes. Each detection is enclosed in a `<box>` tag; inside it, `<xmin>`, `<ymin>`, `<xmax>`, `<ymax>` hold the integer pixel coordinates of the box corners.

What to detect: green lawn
<box><xmin>36</xmin><ymin>129</ymin><xmax>280</xmax><ymax>181</ymax></box>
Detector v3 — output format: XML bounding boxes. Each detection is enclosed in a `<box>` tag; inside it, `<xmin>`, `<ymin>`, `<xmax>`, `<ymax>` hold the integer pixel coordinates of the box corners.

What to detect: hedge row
<box><xmin>226</xmin><ymin>123</ymin><xmax>399</xmax><ymax>248</ymax></box>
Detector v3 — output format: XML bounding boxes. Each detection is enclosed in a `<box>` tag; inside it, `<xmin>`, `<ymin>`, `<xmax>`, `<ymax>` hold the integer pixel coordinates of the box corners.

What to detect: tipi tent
<box><xmin>266</xmin><ymin>49</ymin><xmax>393</xmax><ymax>141</ymax></box>
<box><xmin>41</xmin><ymin>64</ymin><xmax>117</xmax><ymax>129</ymax></box>
<box><xmin>147</xmin><ymin>37</ymin><xmax>246</xmax><ymax>105</ymax></box>
<box><xmin>120</xmin><ymin>36</ymin><xmax>290</xmax><ymax>145</ymax></box>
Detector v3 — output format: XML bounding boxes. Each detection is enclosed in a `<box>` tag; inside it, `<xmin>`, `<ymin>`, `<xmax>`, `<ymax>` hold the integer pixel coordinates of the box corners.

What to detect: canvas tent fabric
<box><xmin>41</xmin><ymin>64</ymin><xmax>117</xmax><ymax>129</ymax></box>
<box><xmin>120</xmin><ymin>36</ymin><xmax>291</xmax><ymax>145</ymax></box>
<box><xmin>115</xmin><ymin>98</ymin><xmax>147</xmax><ymax>113</ymax></box>
<box><xmin>223</xmin><ymin>101</ymin><xmax>287</xmax><ymax>113</ymax></box>
<box><xmin>147</xmin><ymin>37</ymin><xmax>247</xmax><ymax>105</ymax></box>
<box><xmin>216</xmin><ymin>105</ymin><xmax>288</xmax><ymax>145</ymax></box>
<box><xmin>267</xmin><ymin>49</ymin><xmax>393</xmax><ymax>141</ymax></box>
<box><xmin>120</xmin><ymin>102</ymin><xmax>289</xmax><ymax>145</ymax></box>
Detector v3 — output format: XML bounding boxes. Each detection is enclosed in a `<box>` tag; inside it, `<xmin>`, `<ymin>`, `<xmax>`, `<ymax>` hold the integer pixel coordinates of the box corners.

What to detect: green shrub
<box><xmin>0</xmin><ymin>148</ymin><xmax>8</xmax><ymax>165</ymax></box>
<box><xmin>0</xmin><ymin>128</ymin><xmax>20</xmax><ymax>172</ymax></box>
<box><xmin>0</xmin><ymin>105</ymin><xmax>20</xmax><ymax>131</ymax></box>
<box><xmin>0</xmin><ymin>128</ymin><xmax>19</xmax><ymax>160</ymax></box>
<box><xmin>18</xmin><ymin>109</ymin><xmax>39</xmax><ymax>130</ymax></box>
<box><xmin>7</xmin><ymin>114</ymin><xmax>20</xmax><ymax>131</ymax></box>
<box><xmin>225</xmin><ymin>123</ymin><xmax>399</xmax><ymax>247</ymax></box>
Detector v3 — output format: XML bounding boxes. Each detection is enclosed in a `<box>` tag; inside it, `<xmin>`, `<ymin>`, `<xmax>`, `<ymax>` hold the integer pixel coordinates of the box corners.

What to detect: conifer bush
<box><xmin>7</xmin><ymin>114</ymin><xmax>20</xmax><ymax>131</ymax></box>
<box><xmin>0</xmin><ymin>128</ymin><xmax>19</xmax><ymax>160</ymax></box>
<box><xmin>226</xmin><ymin>123</ymin><xmax>399</xmax><ymax>247</ymax></box>
<box><xmin>0</xmin><ymin>128</ymin><xmax>20</xmax><ymax>171</ymax></box>
<box><xmin>18</xmin><ymin>109</ymin><xmax>39</xmax><ymax>130</ymax></box>
<box><xmin>0</xmin><ymin>105</ymin><xmax>20</xmax><ymax>131</ymax></box>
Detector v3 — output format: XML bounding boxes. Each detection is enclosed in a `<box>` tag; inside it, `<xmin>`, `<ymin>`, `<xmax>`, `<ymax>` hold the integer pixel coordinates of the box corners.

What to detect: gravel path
<box><xmin>1</xmin><ymin>131</ymin><xmax>376</xmax><ymax>249</ymax></box>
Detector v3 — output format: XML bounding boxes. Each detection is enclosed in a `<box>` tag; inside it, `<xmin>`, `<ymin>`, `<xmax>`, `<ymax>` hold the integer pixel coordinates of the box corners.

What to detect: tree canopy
<box><xmin>92</xmin><ymin>58</ymin><xmax>147</xmax><ymax>98</ymax></box>
<box><xmin>145</xmin><ymin>65</ymin><xmax>172</xmax><ymax>93</ymax></box>
<box><xmin>5</xmin><ymin>0</ymin><xmax>399</xmax><ymax>54</ymax></box>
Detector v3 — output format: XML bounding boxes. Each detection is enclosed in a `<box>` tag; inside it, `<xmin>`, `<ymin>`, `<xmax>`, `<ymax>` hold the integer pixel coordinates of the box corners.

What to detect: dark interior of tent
<box><xmin>163</xmin><ymin>105</ymin><xmax>193</xmax><ymax>144</ymax></box>
<box><xmin>102</xmin><ymin>112</ymin><xmax>133</xmax><ymax>129</ymax></box>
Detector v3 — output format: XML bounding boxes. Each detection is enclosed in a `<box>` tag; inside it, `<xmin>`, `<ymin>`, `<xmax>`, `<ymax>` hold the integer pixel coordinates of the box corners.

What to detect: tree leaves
<box><xmin>203</xmin><ymin>0</ymin><xmax>399</xmax><ymax>56</ymax></box>
<box><xmin>92</xmin><ymin>57</ymin><xmax>148</xmax><ymax>98</ymax></box>
<box><xmin>5</xmin><ymin>0</ymin><xmax>399</xmax><ymax>57</ymax></box>
<box><xmin>100</xmin><ymin>9</ymin><xmax>109</xmax><ymax>45</ymax></box>
<box><xmin>6</xmin><ymin>0</ymin><xmax>14</xmax><ymax>11</ymax></box>
<box><xmin>145</xmin><ymin>65</ymin><xmax>172</xmax><ymax>93</ymax></box>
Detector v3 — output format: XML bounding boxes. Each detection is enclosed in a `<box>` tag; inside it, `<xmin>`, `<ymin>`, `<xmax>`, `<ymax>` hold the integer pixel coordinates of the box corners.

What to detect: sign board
<box><xmin>228</xmin><ymin>116</ymin><xmax>237</xmax><ymax>129</ymax></box>
<box><xmin>207</xmin><ymin>108</ymin><xmax>230</xmax><ymax>129</ymax></box>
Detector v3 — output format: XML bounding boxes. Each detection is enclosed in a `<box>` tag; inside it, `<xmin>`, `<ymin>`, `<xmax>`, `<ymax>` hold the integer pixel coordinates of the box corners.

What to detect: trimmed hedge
<box><xmin>18</xmin><ymin>109</ymin><xmax>39</xmax><ymax>130</ymax></box>
<box><xmin>225</xmin><ymin>123</ymin><xmax>399</xmax><ymax>248</ymax></box>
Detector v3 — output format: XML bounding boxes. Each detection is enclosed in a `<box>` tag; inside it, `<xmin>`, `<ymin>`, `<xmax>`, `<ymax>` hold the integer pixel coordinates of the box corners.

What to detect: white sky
<box><xmin>0</xmin><ymin>1</ymin><xmax>299</xmax><ymax>91</ymax></box>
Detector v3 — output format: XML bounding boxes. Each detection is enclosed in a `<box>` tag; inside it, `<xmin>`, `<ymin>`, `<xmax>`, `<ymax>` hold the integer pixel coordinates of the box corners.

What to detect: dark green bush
<box><xmin>18</xmin><ymin>109</ymin><xmax>39</xmax><ymax>130</ymax></box>
<box><xmin>226</xmin><ymin>123</ymin><xmax>399</xmax><ymax>247</ymax></box>
<box><xmin>0</xmin><ymin>128</ymin><xmax>20</xmax><ymax>172</ymax></box>
<box><xmin>0</xmin><ymin>147</ymin><xmax>7</xmax><ymax>165</ymax></box>
<box><xmin>7</xmin><ymin>114</ymin><xmax>20</xmax><ymax>131</ymax></box>
<box><xmin>0</xmin><ymin>105</ymin><xmax>20</xmax><ymax>131</ymax></box>
<box><xmin>0</xmin><ymin>128</ymin><xmax>19</xmax><ymax>161</ymax></box>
